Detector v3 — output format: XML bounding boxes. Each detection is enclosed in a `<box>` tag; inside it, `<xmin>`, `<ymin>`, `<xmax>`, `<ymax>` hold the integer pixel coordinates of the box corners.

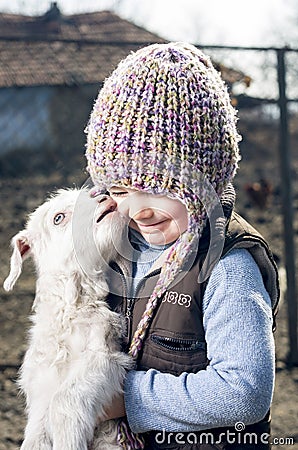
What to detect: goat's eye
<box><xmin>53</xmin><ymin>213</ymin><xmax>65</xmax><ymax>225</ymax></box>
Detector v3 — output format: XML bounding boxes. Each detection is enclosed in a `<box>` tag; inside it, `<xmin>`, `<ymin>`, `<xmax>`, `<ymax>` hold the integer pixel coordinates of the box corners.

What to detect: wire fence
<box><xmin>1</xmin><ymin>41</ymin><xmax>297</xmax><ymax>164</ymax></box>
<box><xmin>0</xmin><ymin>83</ymin><xmax>99</xmax><ymax>175</ymax></box>
<box><xmin>201</xmin><ymin>46</ymin><xmax>298</xmax><ymax>101</ymax></box>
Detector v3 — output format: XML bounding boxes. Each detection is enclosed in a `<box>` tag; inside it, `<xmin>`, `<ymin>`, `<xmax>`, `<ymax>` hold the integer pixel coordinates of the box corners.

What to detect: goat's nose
<box><xmin>97</xmin><ymin>194</ymin><xmax>109</xmax><ymax>204</ymax></box>
<box><xmin>96</xmin><ymin>195</ymin><xmax>117</xmax><ymax>211</ymax></box>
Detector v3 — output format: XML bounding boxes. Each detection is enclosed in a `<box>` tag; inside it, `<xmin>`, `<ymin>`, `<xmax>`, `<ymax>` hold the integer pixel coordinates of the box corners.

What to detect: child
<box><xmin>85</xmin><ymin>42</ymin><xmax>279</xmax><ymax>450</ymax></box>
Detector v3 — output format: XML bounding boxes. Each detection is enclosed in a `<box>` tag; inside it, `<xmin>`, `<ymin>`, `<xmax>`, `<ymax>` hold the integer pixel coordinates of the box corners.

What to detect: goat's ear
<box><xmin>3</xmin><ymin>232</ymin><xmax>32</xmax><ymax>291</ymax></box>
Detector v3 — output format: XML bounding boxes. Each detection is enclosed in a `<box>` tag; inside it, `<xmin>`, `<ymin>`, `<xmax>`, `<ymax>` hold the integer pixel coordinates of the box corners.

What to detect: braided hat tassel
<box><xmin>117</xmin><ymin>419</ymin><xmax>145</xmax><ymax>449</ymax></box>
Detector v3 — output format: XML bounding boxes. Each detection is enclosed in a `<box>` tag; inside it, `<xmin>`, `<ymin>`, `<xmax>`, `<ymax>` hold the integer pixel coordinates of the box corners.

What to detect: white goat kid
<box><xmin>3</xmin><ymin>188</ymin><xmax>132</xmax><ymax>450</ymax></box>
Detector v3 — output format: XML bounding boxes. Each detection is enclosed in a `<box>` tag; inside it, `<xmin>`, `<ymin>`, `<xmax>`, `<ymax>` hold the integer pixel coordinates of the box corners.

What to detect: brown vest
<box><xmin>108</xmin><ymin>212</ymin><xmax>279</xmax><ymax>450</ymax></box>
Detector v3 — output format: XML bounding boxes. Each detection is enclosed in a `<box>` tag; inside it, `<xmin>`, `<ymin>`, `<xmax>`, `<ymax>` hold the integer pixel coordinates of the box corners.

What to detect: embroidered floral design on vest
<box><xmin>163</xmin><ymin>291</ymin><xmax>192</xmax><ymax>308</ymax></box>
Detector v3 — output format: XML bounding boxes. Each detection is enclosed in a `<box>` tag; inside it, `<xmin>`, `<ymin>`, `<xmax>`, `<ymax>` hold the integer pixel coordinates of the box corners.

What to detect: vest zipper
<box><xmin>151</xmin><ymin>335</ymin><xmax>206</xmax><ymax>352</ymax></box>
<box><xmin>110</xmin><ymin>262</ymin><xmax>132</xmax><ymax>346</ymax></box>
<box><xmin>133</xmin><ymin>268</ymin><xmax>161</xmax><ymax>298</ymax></box>
<box><xmin>111</xmin><ymin>263</ymin><xmax>161</xmax><ymax>346</ymax></box>
<box><xmin>126</xmin><ymin>268</ymin><xmax>161</xmax><ymax>344</ymax></box>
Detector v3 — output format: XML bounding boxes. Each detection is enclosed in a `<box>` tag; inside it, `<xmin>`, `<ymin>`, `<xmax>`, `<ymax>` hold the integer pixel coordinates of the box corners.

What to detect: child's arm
<box><xmin>124</xmin><ymin>248</ymin><xmax>275</xmax><ymax>433</ymax></box>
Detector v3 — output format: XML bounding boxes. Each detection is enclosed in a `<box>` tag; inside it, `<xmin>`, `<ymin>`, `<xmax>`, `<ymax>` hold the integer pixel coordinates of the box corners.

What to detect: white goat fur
<box><xmin>3</xmin><ymin>188</ymin><xmax>132</xmax><ymax>450</ymax></box>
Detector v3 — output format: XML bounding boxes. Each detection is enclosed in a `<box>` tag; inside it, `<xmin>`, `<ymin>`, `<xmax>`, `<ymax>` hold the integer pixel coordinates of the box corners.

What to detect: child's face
<box><xmin>109</xmin><ymin>186</ymin><xmax>188</xmax><ymax>245</ymax></box>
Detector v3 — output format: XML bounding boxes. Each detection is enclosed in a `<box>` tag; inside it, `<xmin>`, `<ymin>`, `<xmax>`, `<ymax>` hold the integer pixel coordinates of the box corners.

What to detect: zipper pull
<box><xmin>125</xmin><ymin>298</ymin><xmax>133</xmax><ymax>344</ymax></box>
<box><xmin>126</xmin><ymin>298</ymin><xmax>133</xmax><ymax>315</ymax></box>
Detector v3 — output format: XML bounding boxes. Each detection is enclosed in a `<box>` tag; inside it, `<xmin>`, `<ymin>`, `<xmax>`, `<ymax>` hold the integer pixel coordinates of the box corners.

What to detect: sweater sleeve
<box><xmin>124</xmin><ymin>248</ymin><xmax>275</xmax><ymax>433</ymax></box>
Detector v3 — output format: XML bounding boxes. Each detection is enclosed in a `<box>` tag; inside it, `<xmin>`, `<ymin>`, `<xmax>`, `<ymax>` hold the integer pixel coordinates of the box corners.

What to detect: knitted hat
<box><xmin>85</xmin><ymin>42</ymin><xmax>241</xmax><ymax>357</ymax></box>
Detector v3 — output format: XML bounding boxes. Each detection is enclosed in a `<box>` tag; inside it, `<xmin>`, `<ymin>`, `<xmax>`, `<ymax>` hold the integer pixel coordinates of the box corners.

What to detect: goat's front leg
<box><xmin>21</xmin><ymin>428</ymin><xmax>52</xmax><ymax>450</ymax></box>
<box><xmin>19</xmin><ymin>366</ymin><xmax>56</xmax><ymax>450</ymax></box>
<box><xmin>49</xmin><ymin>379</ymin><xmax>100</xmax><ymax>450</ymax></box>
<box><xmin>49</xmin><ymin>353</ymin><xmax>129</xmax><ymax>450</ymax></box>
<box><xmin>20</xmin><ymin>399</ymin><xmax>52</xmax><ymax>450</ymax></box>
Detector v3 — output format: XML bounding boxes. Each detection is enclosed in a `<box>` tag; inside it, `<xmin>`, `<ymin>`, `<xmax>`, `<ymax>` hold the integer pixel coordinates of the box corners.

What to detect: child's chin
<box><xmin>142</xmin><ymin>231</ymin><xmax>168</xmax><ymax>246</ymax></box>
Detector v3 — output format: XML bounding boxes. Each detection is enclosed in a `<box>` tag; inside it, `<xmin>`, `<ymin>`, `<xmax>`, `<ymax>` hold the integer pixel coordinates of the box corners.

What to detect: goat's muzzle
<box><xmin>95</xmin><ymin>196</ymin><xmax>117</xmax><ymax>223</ymax></box>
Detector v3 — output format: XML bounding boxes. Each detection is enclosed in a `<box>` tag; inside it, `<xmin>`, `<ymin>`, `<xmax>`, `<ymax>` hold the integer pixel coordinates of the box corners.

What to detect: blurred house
<box><xmin>0</xmin><ymin>3</ymin><xmax>165</xmax><ymax>158</ymax></box>
<box><xmin>0</xmin><ymin>2</ymin><xmax>251</xmax><ymax>165</ymax></box>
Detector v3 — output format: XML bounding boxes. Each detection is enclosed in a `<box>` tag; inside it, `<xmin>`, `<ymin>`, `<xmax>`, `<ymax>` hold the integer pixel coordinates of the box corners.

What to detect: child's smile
<box><xmin>108</xmin><ymin>186</ymin><xmax>188</xmax><ymax>245</ymax></box>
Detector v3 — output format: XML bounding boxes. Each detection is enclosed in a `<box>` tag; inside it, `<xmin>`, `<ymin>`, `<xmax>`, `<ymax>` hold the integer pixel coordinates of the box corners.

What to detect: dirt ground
<box><xmin>0</xmin><ymin>119</ymin><xmax>298</xmax><ymax>449</ymax></box>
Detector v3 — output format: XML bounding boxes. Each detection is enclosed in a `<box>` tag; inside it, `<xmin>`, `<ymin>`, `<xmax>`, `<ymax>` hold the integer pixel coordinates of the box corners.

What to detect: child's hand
<box><xmin>103</xmin><ymin>393</ymin><xmax>126</xmax><ymax>420</ymax></box>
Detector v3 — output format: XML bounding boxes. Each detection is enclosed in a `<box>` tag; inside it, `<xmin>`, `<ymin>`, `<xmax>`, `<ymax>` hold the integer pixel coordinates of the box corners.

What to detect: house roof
<box><xmin>0</xmin><ymin>4</ymin><xmax>166</xmax><ymax>88</ymax></box>
<box><xmin>0</xmin><ymin>3</ymin><xmax>251</xmax><ymax>91</ymax></box>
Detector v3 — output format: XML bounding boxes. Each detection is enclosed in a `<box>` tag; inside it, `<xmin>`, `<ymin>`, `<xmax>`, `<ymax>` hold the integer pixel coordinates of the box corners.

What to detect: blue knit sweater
<box><xmin>124</xmin><ymin>247</ymin><xmax>275</xmax><ymax>433</ymax></box>
<box><xmin>129</xmin><ymin>228</ymin><xmax>173</xmax><ymax>297</ymax></box>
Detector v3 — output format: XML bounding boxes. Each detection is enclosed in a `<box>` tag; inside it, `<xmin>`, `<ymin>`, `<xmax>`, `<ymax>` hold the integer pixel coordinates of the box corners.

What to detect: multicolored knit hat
<box><xmin>85</xmin><ymin>41</ymin><xmax>241</xmax><ymax>349</ymax></box>
<box><xmin>86</xmin><ymin>41</ymin><xmax>240</xmax><ymax>203</ymax></box>
<box><xmin>85</xmin><ymin>41</ymin><xmax>241</xmax><ymax>450</ymax></box>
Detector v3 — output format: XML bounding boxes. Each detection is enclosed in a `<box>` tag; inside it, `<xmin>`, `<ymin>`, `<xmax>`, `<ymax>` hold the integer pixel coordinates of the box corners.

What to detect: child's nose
<box><xmin>133</xmin><ymin>208</ymin><xmax>154</xmax><ymax>221</ymax></box>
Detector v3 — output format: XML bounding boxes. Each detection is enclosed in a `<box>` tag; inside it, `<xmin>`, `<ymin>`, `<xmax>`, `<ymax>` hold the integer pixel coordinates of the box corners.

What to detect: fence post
<box><xmin>277</xmin><ymin>47</ymin><xmax>298</xmax><ymax>366</ymax></box>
